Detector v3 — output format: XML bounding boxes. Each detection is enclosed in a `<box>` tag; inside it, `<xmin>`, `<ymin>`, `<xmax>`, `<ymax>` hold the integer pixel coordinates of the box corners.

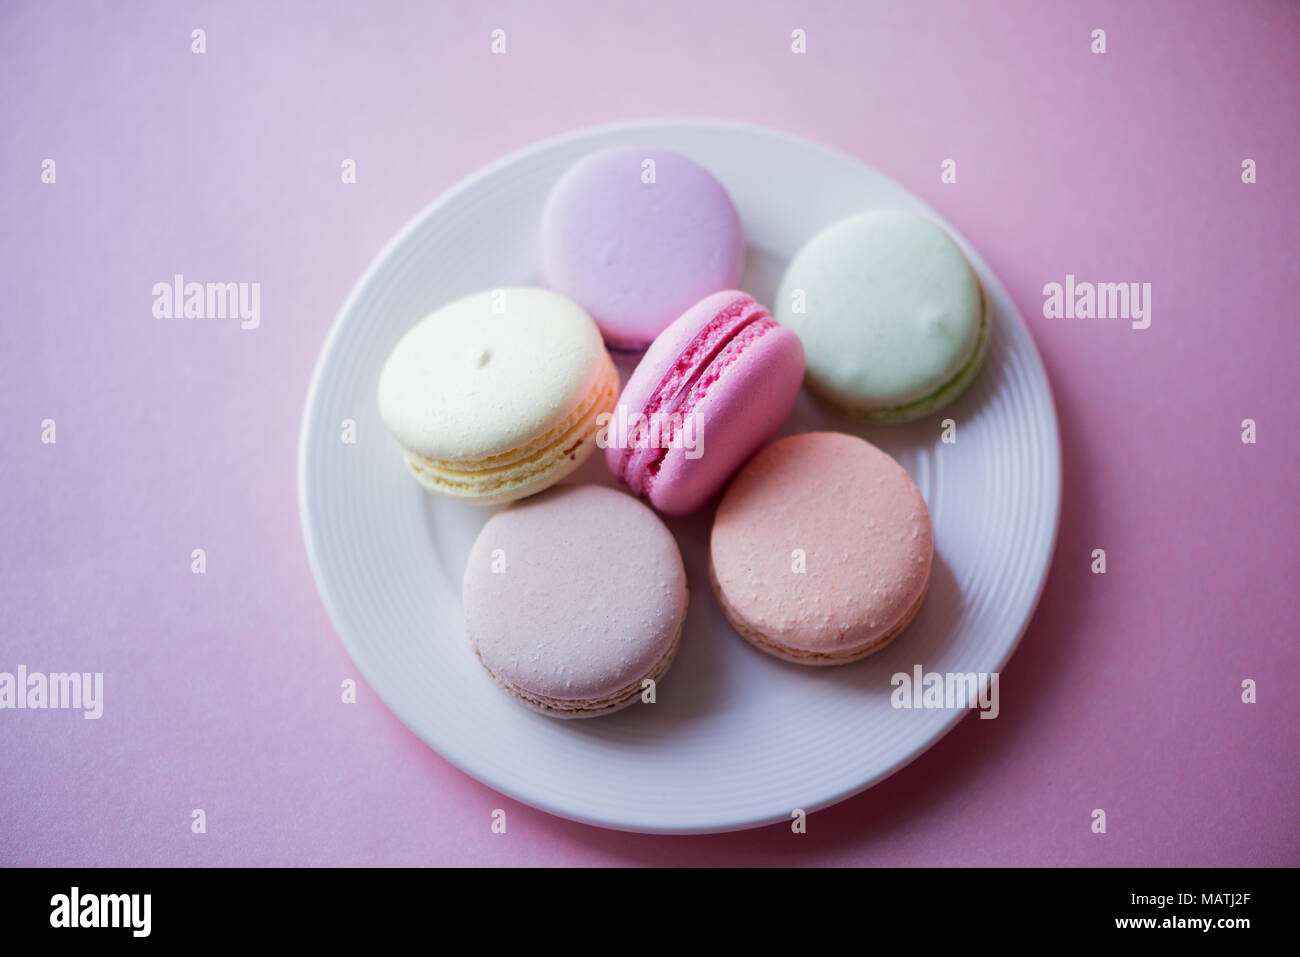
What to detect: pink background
<box><xmin>2</xmin><ymin>0</ymin><xmax>1297</xmax><ymax>866</ymax></box>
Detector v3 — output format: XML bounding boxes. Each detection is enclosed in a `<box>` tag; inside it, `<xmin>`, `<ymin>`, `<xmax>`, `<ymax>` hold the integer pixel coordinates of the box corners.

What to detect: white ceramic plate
<box><xmin>299</xmin><ymin>118</ymin><xmax>1061</xmax><ymax>834</ymax></box>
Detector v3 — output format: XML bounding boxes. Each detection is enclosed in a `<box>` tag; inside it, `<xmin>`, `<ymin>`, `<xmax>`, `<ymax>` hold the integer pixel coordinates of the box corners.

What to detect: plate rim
<box><xmin>298</xmin><ymin>116</ymin><xmax>1064</xmax><ymax>834</ymax></box>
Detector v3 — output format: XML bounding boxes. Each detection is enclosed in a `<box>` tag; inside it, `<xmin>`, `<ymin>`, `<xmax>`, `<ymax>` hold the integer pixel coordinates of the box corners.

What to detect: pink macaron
<box><xmin>462</xmin><ymin>484</ymin><xmax>688</xmax><ymax>718</ymax></box>
<box><xmin>710</xmin><ymin>432</ymin><xmax>934</xmax><ymax>665</ymax></box>
<box><xmin>603</xmin><ymin>290</ymin><xmax>805</xmax><ymax>516</ymax></box>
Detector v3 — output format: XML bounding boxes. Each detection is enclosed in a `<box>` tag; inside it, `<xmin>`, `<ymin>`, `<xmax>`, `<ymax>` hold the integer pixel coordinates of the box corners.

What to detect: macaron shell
<box><xmin>853</xmin><ymin>282</ymin><xmax>991</xmax><ymax>424</ymax></box>
<box><xmin>709</xmin><ymin>556</ymin><xmax>928</xmax><ymax>665</ymax></box>
<box><xmin>775</xmin><ymin>210</ymin><xmax>983</xmax><ymax>416</ymax></box>
<box><xmin>403</xmin><ymin>351</ymin><xmax>618</xmax><ymax>505</ymax></box>
<box><xmin>378</xmin><ymin>286</ymin><xmax>610</xmax><ymax>462</ymax></box>
<box><xmin>647</xmin><ymin>321</ymin><xmax>805</xmax><ymax>516</ymax></box>
<box><xmin>463</xmin><ymin>485</ymin><xmax>688</xmax><ymax>712</ymax></box>
<box><xmin>710</xmin><ymin>432</ymin><xmax>933</xmax><ymax>662</ymax></box>
<box><xmin>540</xmin><ymin>147</ymin><xmax>744</xmax><ymax>349</ymax></box>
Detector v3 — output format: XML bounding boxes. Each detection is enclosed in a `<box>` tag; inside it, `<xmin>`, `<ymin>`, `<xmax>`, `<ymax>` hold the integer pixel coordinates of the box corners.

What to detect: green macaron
<box><xmin>775</xmin><ymin>210</ymin><xmax>989</xmax><ymax>423</ymax></box>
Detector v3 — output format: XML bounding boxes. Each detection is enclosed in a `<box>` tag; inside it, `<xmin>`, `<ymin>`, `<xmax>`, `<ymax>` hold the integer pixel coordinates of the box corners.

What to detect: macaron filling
<box><xmin>615</xmin><ymin>295</ymin><xmax>772</xmax><ymax>496</ymax></box>
<box><xmin>640</xmin><ymin>317</ymin><xmax>777</xmax><ymax>489</ymax></box>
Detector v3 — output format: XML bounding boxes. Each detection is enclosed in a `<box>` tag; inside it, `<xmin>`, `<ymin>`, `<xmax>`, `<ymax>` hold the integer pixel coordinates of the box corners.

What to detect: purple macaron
<box><xmin>604</xmin><ymin>290</ymin><xmax>805</xmax><ymax>516</ymax></box>
<box><xmin>540</xmin><ymin>147</ymin><xmax>744</xmax><ymax>351</ymax></box>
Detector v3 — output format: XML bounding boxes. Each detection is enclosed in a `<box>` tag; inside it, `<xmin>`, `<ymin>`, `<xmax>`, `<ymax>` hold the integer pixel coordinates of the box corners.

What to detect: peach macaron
<box><xmin>710</xmin><ymin>432</ymin><xmax>933</xmax><ymax>665</ymax></box>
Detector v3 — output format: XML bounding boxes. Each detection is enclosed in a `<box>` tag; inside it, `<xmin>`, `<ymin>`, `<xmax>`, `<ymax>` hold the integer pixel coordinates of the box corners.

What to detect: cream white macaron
<box><xmin>377</xmin><ymin>287</ymin><xmax>618</xmax><ymax>505</ymax></box>
<box><xmin>775</xmin><ymin>210</ymin><xmax>989</xmax><ymax>423</ymax></box>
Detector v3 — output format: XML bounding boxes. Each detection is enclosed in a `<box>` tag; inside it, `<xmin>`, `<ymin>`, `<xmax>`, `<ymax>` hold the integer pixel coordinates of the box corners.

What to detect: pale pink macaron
<box><xmin>604</xmin><ymin>290</ymin><xmax>805</xmax><ymax>516</ymax></box>
<box><xmin>463</xmin><ymin>484</ymin><xmax>688</xmax><ymax>718</ymax></box>
<box><xmin>710</xmin><ymin>432</ymin><xmax>933</xmax><ymax>665</ymax></box>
